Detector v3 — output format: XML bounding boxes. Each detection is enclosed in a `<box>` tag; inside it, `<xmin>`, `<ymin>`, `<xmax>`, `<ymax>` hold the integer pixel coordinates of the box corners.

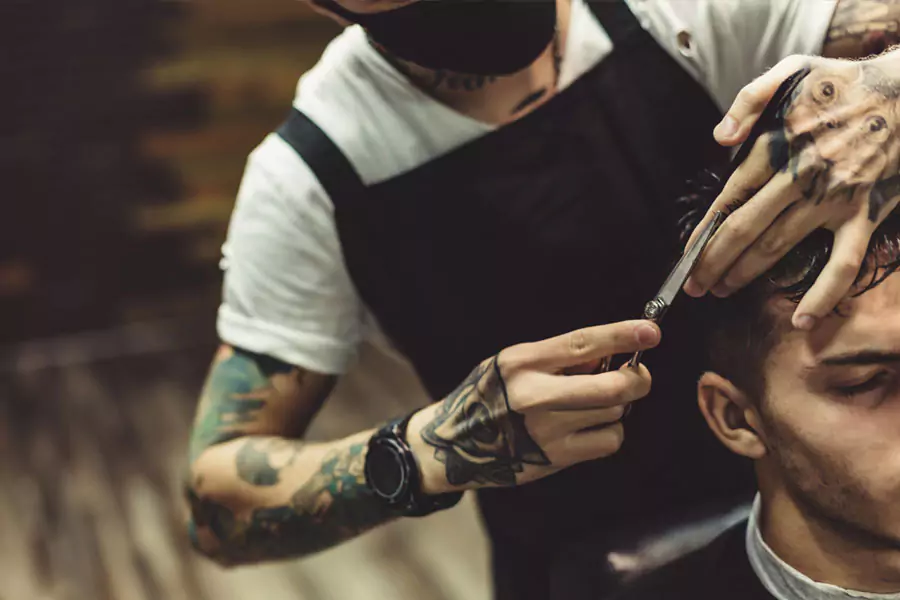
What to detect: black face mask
<box><xmin>315</xmin><ymin>0</ymin><xmax>557</xmax><ymax>76</ymax></box>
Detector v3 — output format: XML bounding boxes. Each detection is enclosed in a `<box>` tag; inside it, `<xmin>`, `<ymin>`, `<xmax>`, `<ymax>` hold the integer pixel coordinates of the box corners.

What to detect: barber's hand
<box><xmin>684</xmin><ymin>52</ymin><xmax>900</xmax><ymax>329</ymax></box>
<box><xmin>406</xmin><ymin>320</ymin><xmax>660</xmax><ymax>495</ymax></box>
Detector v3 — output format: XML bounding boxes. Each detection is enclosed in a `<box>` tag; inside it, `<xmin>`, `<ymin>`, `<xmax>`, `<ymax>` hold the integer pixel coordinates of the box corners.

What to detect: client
<box><xmin>608</xmin><ymin>176</ymin><xmax>900</xmax><ymax>599</ymax></box>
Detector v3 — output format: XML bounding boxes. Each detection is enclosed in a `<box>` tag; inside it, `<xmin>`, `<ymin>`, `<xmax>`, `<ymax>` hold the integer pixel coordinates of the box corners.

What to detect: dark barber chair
<box><xmin>549</xmin><ymin>501</ymin><xmax>752</xmax><ymax>598</ymax></box>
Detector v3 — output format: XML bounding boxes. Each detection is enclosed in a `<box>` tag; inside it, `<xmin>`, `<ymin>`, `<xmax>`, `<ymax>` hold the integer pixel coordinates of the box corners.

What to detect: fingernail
<box><xmin>793</xmin><ymin>314</ymin><xmax>816</xmax><ymax>331</ymax></box>
<box><xmin>635</xmin><ymin>323</ymin><xmax>659</xmax><ymax>346</ymax></box>
<box><xmin>684</xmin><ymin>279</ymin><xmax>705</xmax><ymax>298</ymax></box>
<box><xmin>714</xmin><ymin>115</ymin><xmax>738</xmax><ymax>140</ymax></box>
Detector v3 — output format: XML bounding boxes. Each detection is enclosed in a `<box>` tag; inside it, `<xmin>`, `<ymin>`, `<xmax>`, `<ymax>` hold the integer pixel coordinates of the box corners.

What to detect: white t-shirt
<box><xmin>217</xmin><ymin>0</ymin><xmax>836</xmax><ymax>395</ymax></box>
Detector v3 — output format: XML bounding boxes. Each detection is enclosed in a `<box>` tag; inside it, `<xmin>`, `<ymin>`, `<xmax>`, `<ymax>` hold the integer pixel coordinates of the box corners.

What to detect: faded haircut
<box><xmin>677</xmin><ymin>169</ymin><xmax>900</xmax><ymax>401</ymax></box>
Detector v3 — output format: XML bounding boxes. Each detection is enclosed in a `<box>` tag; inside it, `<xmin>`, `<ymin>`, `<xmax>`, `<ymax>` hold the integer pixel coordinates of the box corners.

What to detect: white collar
<box><xmin>746</xmin><ymin>494</ymin><xmax>900</xmax><ymax>600</ymax></box>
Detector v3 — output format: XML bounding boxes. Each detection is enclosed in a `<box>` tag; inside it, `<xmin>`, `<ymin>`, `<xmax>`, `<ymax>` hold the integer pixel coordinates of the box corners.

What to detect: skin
<box><xmin>689</xmin><ymin>0</ymin><xmax>900</xmax><ymax>330</ymax></box>
<box><xmin>311</xmin><ymin>0</ymin><xmax>572</xmax><ymax>125</ymax></box>
<box><xmin>188</xmin><ymin>0</ymin><xmax>900</xmax><ymax>569</ymax></box>
<box><xmin>187</xmin><ymin>322</ymin><xmax>659</xmax><ymax>565</ymax></box>
<box><xmin>699</xmin><ymin>273</ymin><xmax>900</xmax><ymax>593</ymax></box>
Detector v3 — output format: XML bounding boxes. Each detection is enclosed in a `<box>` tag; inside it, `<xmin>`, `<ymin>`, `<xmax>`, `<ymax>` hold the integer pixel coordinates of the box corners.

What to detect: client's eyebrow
<box><xmin>819</xmin><ymin>351</ymin><xmax>900</xmax><ymax>367</ymax></box>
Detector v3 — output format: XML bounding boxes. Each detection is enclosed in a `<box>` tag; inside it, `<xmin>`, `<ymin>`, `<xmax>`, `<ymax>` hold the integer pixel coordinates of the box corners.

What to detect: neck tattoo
<box><xmin>511</xmin><ymin>21</ymin><xmax>561</xmax><ymax>115</ymax></box>
<box><xmin>374</xmin><ymin>20</ymin><xmax>563</xmax><ymax>112</ymax></box>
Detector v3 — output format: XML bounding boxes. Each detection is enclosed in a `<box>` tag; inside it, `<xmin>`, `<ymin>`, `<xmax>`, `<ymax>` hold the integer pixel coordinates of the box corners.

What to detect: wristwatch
<box><xmin>364</xmin><ymin>413</ymin><xmax>463</xmax><ymax>517</ymax></box>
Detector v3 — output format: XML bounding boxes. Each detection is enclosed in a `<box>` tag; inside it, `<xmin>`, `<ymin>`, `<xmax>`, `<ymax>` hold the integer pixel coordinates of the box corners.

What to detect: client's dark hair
<box><xmin>678</xmin><ymin>169</ymin><xmax>900</xmax><ymax>401</ymax></box>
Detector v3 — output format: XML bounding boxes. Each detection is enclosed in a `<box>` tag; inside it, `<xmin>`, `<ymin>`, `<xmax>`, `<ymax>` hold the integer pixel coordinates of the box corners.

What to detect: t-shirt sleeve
<box><xmin>656</xmin><ymin>0</ymin><xmax>838</xmax><ymax>112</ymax></box>
<box><xmin>216</xmin><ymin>133</ymin><xmax>363</xmax><ymax>374</ymax></box>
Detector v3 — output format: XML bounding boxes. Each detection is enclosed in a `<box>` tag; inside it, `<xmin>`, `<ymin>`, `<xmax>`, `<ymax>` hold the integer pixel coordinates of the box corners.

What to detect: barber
<box><xmin>184</xmin><ymin>0</ymin><xmax>894</xmax><ymax>598</ymax></box>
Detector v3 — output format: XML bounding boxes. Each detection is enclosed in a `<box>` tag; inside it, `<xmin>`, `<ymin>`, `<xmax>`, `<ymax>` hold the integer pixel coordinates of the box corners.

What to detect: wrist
<box><xmin>407</xmin><ymin>404</ymin><xmax>467</xmax><ymax>495</ymax></box>
<box><xmin>364</xmin><ymin>408</ymin><xmax>464</xmax><ymax>516</ymax></box>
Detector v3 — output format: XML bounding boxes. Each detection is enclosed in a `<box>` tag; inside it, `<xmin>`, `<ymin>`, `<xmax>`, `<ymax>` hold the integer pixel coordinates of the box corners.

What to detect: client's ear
<box><xmin>697</xmin><ymin>372</ymin><xmax>767</xmax><ymax>460</ymax></box>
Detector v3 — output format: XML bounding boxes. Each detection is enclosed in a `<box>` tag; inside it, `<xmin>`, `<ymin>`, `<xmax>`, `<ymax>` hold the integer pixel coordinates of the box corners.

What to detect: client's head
<box><xmin>681</xmin><ymin>176</ymin><xmax>900</xmax><ymax>550</ymax></box>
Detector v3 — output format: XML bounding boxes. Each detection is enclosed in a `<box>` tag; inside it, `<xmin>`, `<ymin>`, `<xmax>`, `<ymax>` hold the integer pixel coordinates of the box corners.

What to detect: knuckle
<box><xmin>835</xmin><ymin>257</ymin><xmax>862</xmax><ymax>281</ymax></box>
<box><xmin>507</xmin><ymin>373</ymin><xmax>543</xmax><ymax>410</ymax></box>
<box><xmin>568</xmin><ymin>328</ymin><xmax>593</xmax><ymax>359</ymax></box>
<box><xmin>721</xmin><ymin>217</ymin><xmax>750</xmax><ymax>242</ymax></box>
<box><xmin>496</xmin><ymin>347</ymin><xmax>525</xmax><ymax>374</ymax></box>
<box><xmin>602</xmin><ymin>384</ymin><xmax>626</xmax><ymax>407</ymax></box>
<box><xmin>605</xmin><ymin>371</ymin><xmax>649</xmax><ymax>405</ymax></box>
<box><xmin>736</xmin><ymin>84</ymin><xmax>762</xmax><ymax>108</ymax></box>
<box><xmin>808</xmin><ymin>54</ymin><xmax>829</xmax><ymax>69</ymax></box>
<box><xmin>847</xmin><ymin>242</ymin><xmax>869</xmax><ymax>263</ymax></box>
<box><xmin>608</xmin><ymin>404</ymin><xmax>627</xmax><ymax>422</ymax></box>
<box><xmin>786</xmin><ymin>54</ymin><xmax>810</xmax><ymax>68</ymax></box>
<box><xmin>599</xmin><ymin>376</ymin><xmax>628</xmax><ymax>406</ymax></box>
<box><xmin>601</xmin><ymin>424</ymin><xmax>626</xmax><ymax>455</ymax></box>
<box><xmin>776</xmin><ymin>54</ymin><xmax>812</xmax><ymax>77</ymax></box>
<box><xmin>802</xmin><ymin>154</ymin><xmax>827</xmax><ymax>173</ymax></box>
<box><xmin>759</xmin><ymin>232</ymin><xmax>786</xmax><ymax>256</ymax></box>
<box><xmin>721</xmin><ymin>275</ymin><xmax>742</xmax><ymax>293</ymax></box>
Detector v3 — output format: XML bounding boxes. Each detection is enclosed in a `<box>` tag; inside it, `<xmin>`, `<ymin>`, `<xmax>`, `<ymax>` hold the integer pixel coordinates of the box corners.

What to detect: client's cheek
<box><xmin>852</xmin><ymin>445</ymin><xmax>900</xmax><ymax>509</ymax></box>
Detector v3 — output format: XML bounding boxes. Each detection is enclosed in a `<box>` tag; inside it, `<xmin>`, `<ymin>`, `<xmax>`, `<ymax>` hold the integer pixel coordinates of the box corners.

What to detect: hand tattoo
<box><xmin>421</xmin><ymin>356</ymin><xmax>550</xmax><ymax>487</ymax></box>
<box><xmin>189</xmin><ymin>441</ymin><xmax>391</xmax><ymax>564</ymax></box>
<box><xmin>768</xmin><ymin>64</ymin><xmax>900</xmax><ymax>222</ymax></box>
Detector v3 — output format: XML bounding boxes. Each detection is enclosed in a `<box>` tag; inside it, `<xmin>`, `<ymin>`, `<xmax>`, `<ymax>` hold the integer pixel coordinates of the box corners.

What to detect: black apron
<box><xmin>278</xmin><ymin>2</ymin><xmax>755</xmax><ymax>597</ymax></box>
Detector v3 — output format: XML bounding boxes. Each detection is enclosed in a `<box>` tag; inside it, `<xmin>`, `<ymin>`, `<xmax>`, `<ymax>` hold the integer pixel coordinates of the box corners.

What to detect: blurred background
<box><xmin>0</xmin><ymin>1</ymin><xmax>491</xmax><ymax>598</ymax></box>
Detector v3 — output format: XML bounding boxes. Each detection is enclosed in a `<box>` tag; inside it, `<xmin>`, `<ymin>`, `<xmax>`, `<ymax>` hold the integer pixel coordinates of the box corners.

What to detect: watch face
<box><xmin>366</xmin><ymin>440</ymin><xmax>407</xmax><ymax>500</ymax></box>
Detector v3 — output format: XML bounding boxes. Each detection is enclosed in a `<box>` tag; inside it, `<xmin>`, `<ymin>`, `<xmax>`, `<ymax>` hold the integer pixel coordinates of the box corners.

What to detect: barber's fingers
<box><xmin>686</xmin><ymin>168</ymin><xmax>800</xmax><ymax>297</ymax></box>
<box><xmin>541</xmin><ymin>363</ymin><xmax>652</xmax><ymax>411</ymax></box>
<box><xmin>562</xmin><ymin>357</ymin><xmax>605</xmax><ymax>375</ymax></box>
<box><xmin>562</xmin><ymin>422</ymin><xmax>626</xmax><ymax>463</ymax></box>
<box><xmin>532</xmin><ymin>404</ymin><xmax>627</xmax><ymax>442</ymax></box>
<box><xmin>714</xmin><ymin>55</ymin><xmax>814</xmax><ymax>146</ymax></box>
<box><xmin>709</xmin><ymin>200</ymin><xmax>821</xmax><ymax>297</ymax></box>
<box><xmin>682</xmin><ymin>130</ymin><xmax>780</xmax><ymax>271</ymax></box>
<box><xmin>792</xmin><ymin>219</ymin><xmax>873</xmax><ymax>329</ymax></box>
<box><xmin>507</xmin><ymin>321</ymin><xmax>660</xmax><ymax>372</ymax></box>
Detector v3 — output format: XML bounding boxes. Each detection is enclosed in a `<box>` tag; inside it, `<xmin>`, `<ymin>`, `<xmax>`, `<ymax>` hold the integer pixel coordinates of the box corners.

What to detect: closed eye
<box><xmin>834</xmin><ymin>371</ymin><xmax>892</xmax><ymax>398</ymax></box>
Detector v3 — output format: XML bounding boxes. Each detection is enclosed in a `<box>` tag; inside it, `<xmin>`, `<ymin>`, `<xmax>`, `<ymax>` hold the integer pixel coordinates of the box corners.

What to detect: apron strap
<box><xmin>275</xmin><ymin>108</ymin><xmax>366</xmax><ymax>207</ymax></box>
<box><xmin>586</xmin><ymin>0</ymin><xmax>644</xmax><ymax>48</ymax></box>
<box><xmin>275</xmin><ymin>1</ymin><xmax>644</xmax><ymax>206</ymax></box>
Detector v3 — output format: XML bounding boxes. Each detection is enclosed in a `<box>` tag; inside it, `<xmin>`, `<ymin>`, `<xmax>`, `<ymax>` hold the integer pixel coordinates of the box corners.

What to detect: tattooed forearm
<box><xmin>188</xmin><ymin>346</ymin><xmax>333</xmax><ymax>463</ymax></box>
<box><xmin>825</xmin><ymin>0</ymin><xmax>900</xmax><ymax>58</ymax></box>
<box><xmin>189</xmin><ymin>439</ymin><xmax>394</xmax><ymax>564</ymax></box>
<box><xmin>235</xmin><ymin>438</ymin><xmax>301</xmax><ymax>487</ymax></box>
<box><xmin>420</xmin><ymin>356</ymin><xmax>549</xmax><ymax>487</ymax></box>
<box><xmin>189</xmin><ymin>347</ymin><xmax>291</xmax><ymax>461</ymax></box>
<box><xmin>186</xmin><ymin>346</ymin><xmax>368</xmax><ymax>564</ymax></box>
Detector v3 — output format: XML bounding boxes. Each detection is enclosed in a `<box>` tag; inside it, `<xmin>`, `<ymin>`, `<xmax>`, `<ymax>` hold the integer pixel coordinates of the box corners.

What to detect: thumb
<box><xmin>523</xmin><ymin>320</ymin><xmax>661</xmax><ymax>372</ymax></box>
<box><xmin>714</xmin><ymin>55</ymin><xmax>813</xmax><ymax>146</ymax></box>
